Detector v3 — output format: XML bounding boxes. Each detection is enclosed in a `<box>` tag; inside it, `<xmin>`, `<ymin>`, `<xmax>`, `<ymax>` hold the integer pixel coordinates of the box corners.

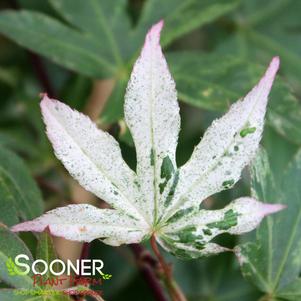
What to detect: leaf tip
<box><xmin>262</xmin><ymin>56</ymin><xmax>280</xmax><ymax>86</ymax></box>
<box><xmin>271</xmin><ymin>56</ymin><xmax>280</xmax><ymax>71</ymax></box>
<box><xmin>261</xmin><ymin>203</ymin><xmax>286</xmax><ymax>217</ymax></box>
<box><xmin>40</xmin><ymin>92</ymin><xmax>55</xmax><ymax>112</ymax></box>
<box><xmin>150</xmin><ymin>19</ymin><xmax>164</xmax><ymax>35</ymax></box>
<box><xmin>244</xmin><ymin>56</ymin><xmax>280</xmax><ymax>110</ymax></box>
<box><xmin>11</xmin><ymin>220</ymin><xmax>44</xmax><ymax>233</ymax></box>
<box><xmin>268</xmin><ymin>56</ymin><xmax>280</xmax><ymax>76</ymax></box>
<box><xmin>144</xmin><ymin>19</ymin><xmax>164</xmax><ymax>48</ymax></box>
<box><xmin>10</xmin><ymin>222</ymin><xmax>25</xmax><ymax>233</ymax></box>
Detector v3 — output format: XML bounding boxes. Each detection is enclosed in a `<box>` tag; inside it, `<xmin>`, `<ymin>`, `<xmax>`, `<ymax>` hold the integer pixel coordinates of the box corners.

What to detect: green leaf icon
<box><xmin>101</xmin><ymin>273</ymin><xmax>112</xmax><ymax>280</ymax></box>
<box><xmin>6</xmin><ymin>257</ymin><xmax>23</xmax><ymax>276</ymax></box>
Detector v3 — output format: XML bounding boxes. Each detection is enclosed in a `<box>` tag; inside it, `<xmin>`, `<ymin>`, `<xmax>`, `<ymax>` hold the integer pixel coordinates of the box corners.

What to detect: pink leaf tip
<box><xmin>271</xmin><ymin>56</ymin><xmax>280</xmax><ymax>70</ymax></box>
<box><xmin>40</xmin><ymin>93</ymin><xmax>58</xmax><ymax>113</ymax></box>
<box><xmin>11</xmin><ymin>220</ymin><xmax>44</xmax><ymax>233</ymax></box>
<box><xmin>144</xmin><ymin>20</ymin><xmax>164</xmax><ymax>48</ymax></box>
<box><xmin>261</xmin><ymin>203</ymin><xmax>286</xmax><ymax>217</ymax></box>
<box><xmin>250</xmin><ymin>56</ymin><xmax>280</xmax><ymax>103</ymax></box>
<box><xmin>40</xmin><ymin>92</ymin><xmax>52</xmax><ymax>105</ymax></box>
<box><xmin>264</xmin><ymin>56</ymin><xmax>280</xmax><ymax>83</ymax></box>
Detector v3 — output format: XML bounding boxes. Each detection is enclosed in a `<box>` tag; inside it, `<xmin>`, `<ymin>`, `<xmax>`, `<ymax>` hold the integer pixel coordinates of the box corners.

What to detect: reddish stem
<box><xmin>130</xmin><ymin>244</ymin><xmax>169</xmax><ymax>301</ymax></box>
<box><xmin>150</xmin><ymin>235</ymin><xmax>187</xmax><ymax>301</ymax></box>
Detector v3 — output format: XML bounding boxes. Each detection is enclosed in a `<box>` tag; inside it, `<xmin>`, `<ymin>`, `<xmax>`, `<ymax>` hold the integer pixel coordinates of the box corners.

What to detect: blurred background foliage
<box><xmin>0</xmin><ymin>0</ymin><xmax>300</xmax><ymax>300</ymax></box>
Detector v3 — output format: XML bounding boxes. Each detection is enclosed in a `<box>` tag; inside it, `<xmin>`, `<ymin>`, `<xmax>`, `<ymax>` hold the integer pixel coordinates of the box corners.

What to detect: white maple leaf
<box><xmin>11</xmin><ymin>20</ymin><xmax>285</xmax><ymax>258</ymax></box>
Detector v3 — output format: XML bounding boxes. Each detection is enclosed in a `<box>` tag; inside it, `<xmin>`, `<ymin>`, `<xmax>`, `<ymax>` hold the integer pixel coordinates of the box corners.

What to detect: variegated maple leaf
<box><xmin>12</xmin><ymin>21</ymin><xmax>285</xmax><ymax>259</ymax></box>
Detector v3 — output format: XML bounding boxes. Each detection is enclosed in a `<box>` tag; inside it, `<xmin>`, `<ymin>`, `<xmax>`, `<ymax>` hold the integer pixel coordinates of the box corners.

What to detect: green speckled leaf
<box><xmin>162</xmin><ymin>57</ymin><xmax>280</xmax><ymax>221</ymax></box>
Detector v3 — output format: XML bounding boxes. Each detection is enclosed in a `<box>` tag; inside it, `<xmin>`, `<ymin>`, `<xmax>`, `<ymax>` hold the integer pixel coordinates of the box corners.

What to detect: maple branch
<box><xmin>150</xmin><ymin>235</ymin><xmax>187</xmax><ymax>301</ymax></box>
<box><xmin>130</xmin><ymin>244</ymin><xmax>169</xmax><ymax>301</ymax></box>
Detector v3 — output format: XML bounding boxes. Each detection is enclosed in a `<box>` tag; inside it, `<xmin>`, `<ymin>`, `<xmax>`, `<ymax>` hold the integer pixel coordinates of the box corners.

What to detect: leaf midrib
<box><xmin>149</xmin><ymin>41</ymin><xmax>159</xmax><ymax>225</ymax></box>
<box><xmin>46</xmin><ymin>105</ymin><xmax>147</xmax><ymax>224</ymax></box>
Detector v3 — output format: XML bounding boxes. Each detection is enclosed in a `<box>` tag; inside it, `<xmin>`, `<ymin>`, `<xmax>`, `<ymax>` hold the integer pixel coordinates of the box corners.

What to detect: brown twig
<box><xmin>80</xmin><ymin>242</ymin><xmax>90</xmax><ymax>263</ymax></box>
<box><xmin>130</xmin><ymin>244</ymin><xmax>169</xmax><ymax>301</ymax></box>
<box><xmin>151</xmin><ymin>235</ymin><xmax>172</xmax><ymax>280</ymax></box>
